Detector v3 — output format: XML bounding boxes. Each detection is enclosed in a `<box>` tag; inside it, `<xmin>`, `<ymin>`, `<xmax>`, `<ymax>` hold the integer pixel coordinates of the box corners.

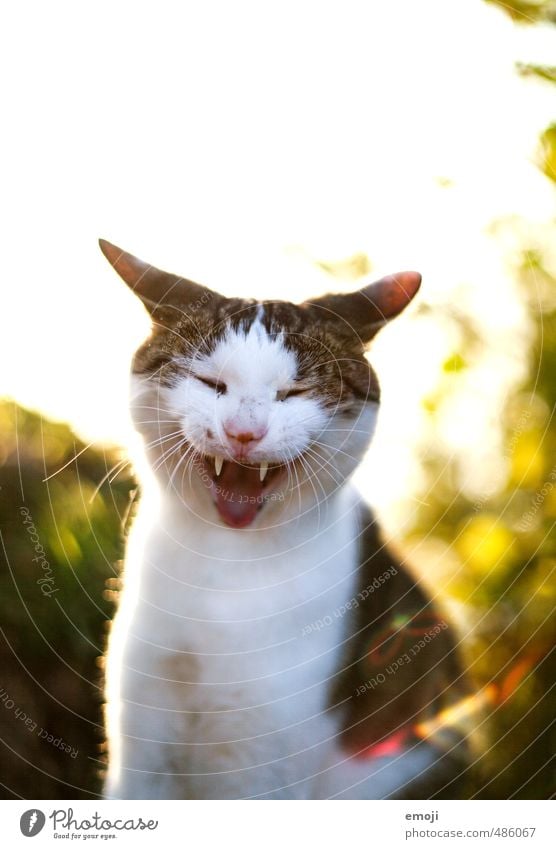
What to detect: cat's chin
<box><xmin>199</xmin><ymin>457</ymin><xmax>287</xmax><ymax>529</ymax></box>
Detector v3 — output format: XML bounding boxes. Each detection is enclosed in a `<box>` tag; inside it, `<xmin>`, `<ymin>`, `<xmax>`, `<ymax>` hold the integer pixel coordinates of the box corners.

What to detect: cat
<box><xmin>99</xmin><ymin>239</ymin><xmax>469</xmax><ymax>800</ymax></box>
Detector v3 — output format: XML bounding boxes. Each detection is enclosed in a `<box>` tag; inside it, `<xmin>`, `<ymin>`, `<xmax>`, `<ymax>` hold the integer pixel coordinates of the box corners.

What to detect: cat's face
<box><xmin>100</xmin><ymin>240</ymin><xmax>420</xmax><ymax>529</ymax></box>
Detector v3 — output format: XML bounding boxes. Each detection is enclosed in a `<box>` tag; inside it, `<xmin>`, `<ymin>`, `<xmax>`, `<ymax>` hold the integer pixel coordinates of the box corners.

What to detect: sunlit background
<box><xmin>0</xmin><ymin>0</ymin><xmax>554</xmax><ymax>799</ymax></box>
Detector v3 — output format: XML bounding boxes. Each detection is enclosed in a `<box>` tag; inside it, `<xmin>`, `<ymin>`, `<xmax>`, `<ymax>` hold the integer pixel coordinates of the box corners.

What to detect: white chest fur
<box><xmin>104</xmin><ymin>483</ymin><xmax>362</xmax><ymax>799</ymax></box>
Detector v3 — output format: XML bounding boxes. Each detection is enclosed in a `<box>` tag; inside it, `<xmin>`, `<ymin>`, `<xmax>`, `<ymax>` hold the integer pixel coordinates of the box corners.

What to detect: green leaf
<box><xmin>517</xmin><ymin>63</ymin><xmax>556</xmax><ymax>84</ymax></box>
<box><xmin>442</xmin><ymin>352</ymin><xmax>468</xmax><ymax>373</ymax></box>
<box><xmin>485</xmin><ymin>0</ymin><xmax>556</xmax><ymax>25</ymax></box>
<box><xmin>538</xmin><ymin>124</ymin><xmax>556</xmax><ymax>182</ymax></box>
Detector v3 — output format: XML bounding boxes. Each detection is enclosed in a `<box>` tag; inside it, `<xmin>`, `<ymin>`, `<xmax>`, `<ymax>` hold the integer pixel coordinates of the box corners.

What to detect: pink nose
<box><xmin>224</xmin><ymin>425</ymin><xmax>267</xmax><ymax>446</ymax></box>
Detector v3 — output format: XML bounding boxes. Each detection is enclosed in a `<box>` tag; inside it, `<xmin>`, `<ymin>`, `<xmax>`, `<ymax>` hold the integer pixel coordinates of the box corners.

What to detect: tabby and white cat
<box><xmin>100</xmin><ymin>240</ymin><xmax>467</xmax><ymax>800</ymax></box>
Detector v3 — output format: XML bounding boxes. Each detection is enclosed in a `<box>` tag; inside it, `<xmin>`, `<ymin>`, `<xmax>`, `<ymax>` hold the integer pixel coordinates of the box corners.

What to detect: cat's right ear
<box><xmin>303</xmin><ymin>271</ymin><xmax>421</xmax><ymax>343</ymax></box>
<box><xmin>98</xmin><ymin>239</ymin><xmax>218</xmax><ymax>321</ymax></box>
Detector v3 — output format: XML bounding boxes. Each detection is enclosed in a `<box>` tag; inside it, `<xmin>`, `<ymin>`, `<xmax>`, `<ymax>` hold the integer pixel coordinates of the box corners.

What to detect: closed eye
<box><xmin>277</xmin><ymin>385</ymin><xmax>312</xmax><ymax>402</ymax></box>
<box><xmin>196</xmin><ymin>375</ymin><xmax>227</xmax><ymax>395</ymax></box>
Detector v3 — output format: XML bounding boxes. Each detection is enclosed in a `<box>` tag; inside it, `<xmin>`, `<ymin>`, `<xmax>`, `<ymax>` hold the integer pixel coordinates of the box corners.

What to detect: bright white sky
<box><xmin>1</xmin><ymin>0</ymin><xmax>555</xmax><ymax>524</ymax></box>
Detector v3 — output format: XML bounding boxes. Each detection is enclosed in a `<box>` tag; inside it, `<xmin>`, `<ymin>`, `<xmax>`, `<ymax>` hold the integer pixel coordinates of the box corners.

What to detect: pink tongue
<box><xmin>214</xmin><ymin>463</ymin><xmax>263</xmax><ymax>528</ymax></box>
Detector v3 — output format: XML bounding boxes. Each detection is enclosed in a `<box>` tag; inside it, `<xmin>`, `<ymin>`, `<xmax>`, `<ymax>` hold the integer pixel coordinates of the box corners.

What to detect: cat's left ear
<box><xmin>99</xmin><ymin>239</ymin><xmax>219</xmax><ymax>321</ymax></box>
<box><xmin>303</xmin><ymin>271</ymin><xmax>421</xmax><ymax>343</ymax></box>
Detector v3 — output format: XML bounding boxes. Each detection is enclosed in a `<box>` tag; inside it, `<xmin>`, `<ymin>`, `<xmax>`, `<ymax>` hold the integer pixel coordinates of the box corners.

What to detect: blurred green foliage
<box><xmin>0</xmin><ymin>403</ymin><xmax>135</xmax><ymax>798</ymax></box>
<box><xmin>401</xmin><ymin>0</ymin><xmax>556</xmax><ymax>797</ymax></box>
<box><xmin>490</xmin><ymin>1</ymin><xmax>556</xmax><ymax>186</ymax></box>
<box><xmin>406</xmin><ymin>254</ymin><xmax>556</xmax><ymax>798</ymax></box>
<box><xmin>539</xmin><ymin>124</ymin><xmax>556</xmax><ymax>182</ymax></box>
<box><xmin>486</xmin><ymin>0</ymin><xmax>556</xmax><ymax>24</ymax></box>
<box><xmin>517</xmin><ymin>63</ymin><xmax>556</xmax><ymax>84</ymax></box>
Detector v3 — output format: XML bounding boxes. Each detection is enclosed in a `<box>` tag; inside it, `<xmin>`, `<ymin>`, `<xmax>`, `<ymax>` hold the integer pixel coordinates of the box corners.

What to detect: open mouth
<box><xmin>200</xmin><ymin>457</ymin><xmax>286</xmax><ymax>529</ymax></box>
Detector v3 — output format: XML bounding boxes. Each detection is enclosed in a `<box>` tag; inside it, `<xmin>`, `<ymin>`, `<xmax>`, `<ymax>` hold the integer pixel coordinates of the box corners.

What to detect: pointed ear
<box><xmin>303</xmin><ymin>271</ymin><xmax>421</xmax><ymax>342</ymax></box>
<box><xmin>98</xmin><ymin>239</ymin><xmax>218</xmax><ymax>319</ymax></box>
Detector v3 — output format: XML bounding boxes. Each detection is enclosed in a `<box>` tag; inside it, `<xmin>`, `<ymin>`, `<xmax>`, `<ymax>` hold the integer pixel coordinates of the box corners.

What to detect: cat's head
<box><xmin>100</xmin><ymin>240</ymin><xmax>420</xmax><ymax>529</ymax></box>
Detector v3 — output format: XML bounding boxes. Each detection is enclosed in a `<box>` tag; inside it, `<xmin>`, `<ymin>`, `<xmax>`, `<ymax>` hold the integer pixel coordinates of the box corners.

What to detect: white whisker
<box><xmin>89</xmin><ymin>457</ymin><xmax>131</xmax><ymax>503</ymax></box>
<box><xmin>43</xmin><ymin>439</ymin><xmax>98</xmax><ymax>481</ymax></box>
